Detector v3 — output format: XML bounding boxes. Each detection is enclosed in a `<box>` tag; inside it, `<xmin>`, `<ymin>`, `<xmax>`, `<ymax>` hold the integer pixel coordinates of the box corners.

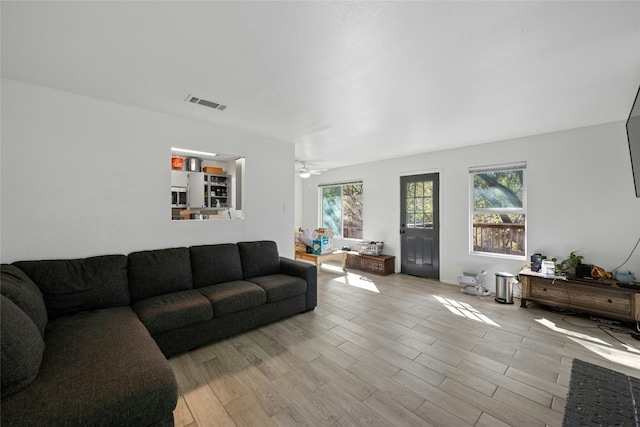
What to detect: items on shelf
<box><xmin>295</xmin><ymin>228</ymin><xmax>313</xmax><ymax>253</ymax></box>
<box><xmin>356</xmin><ymin>241</ymin><xmax>384</xmax><ymax>256</ymax></box>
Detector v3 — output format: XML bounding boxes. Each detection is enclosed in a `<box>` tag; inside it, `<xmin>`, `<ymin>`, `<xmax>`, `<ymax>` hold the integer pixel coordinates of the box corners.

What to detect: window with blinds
<box><xmin>470</xmin><ymin>162</ymin><xmax>526</xmax><ymax>258</ymax></box>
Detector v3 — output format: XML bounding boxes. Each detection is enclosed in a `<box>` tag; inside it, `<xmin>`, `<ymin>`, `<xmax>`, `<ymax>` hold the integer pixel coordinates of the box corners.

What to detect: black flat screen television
<box><xmin>625</xmin><ymin>84</ymin><xmax>640</xmax><ymax>198</ymax></box>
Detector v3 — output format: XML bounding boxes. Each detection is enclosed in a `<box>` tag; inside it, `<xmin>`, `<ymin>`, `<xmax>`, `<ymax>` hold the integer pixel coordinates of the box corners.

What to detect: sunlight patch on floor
<box><xmin>535</xmin><ymin>318</ymin><xmax>609</xmax><ymax>345</ymax></box>
<box><xmin>536</xmin><ymin>317</ymin><xmax>640</xmax><ymax>370</ymax></box>
<box><xmin>329</xmin><ymin>266</ymin><xmax>380</xmax><ymax>293</ymax></box>
<box><xmin>569</xmin><ymin>336</ymin><xmax>640</xmax><ymax>367</ymax></box>
<box><xmin>434</xmin><ymin>295</ymin><xmax>501</xmax><ymax>327</ymax></box>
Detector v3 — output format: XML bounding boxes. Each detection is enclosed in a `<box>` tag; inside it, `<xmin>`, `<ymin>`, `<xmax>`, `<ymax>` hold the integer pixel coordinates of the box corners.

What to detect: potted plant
<box><xmin>553</xmin><ymin>251</ymin><xmax>584</xmax><ymax>275</ymax></box>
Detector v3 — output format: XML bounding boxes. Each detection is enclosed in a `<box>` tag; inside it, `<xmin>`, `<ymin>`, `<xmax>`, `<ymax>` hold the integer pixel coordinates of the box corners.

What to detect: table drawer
<box><xmin>565</xmin><ymin>284</ymin><xmax>631</xmax><ymax>316</ymax></box>
<box><xmin>530</xmin><ymin>281</ymin><xmax>569</xmax><ymax>303</ymax></box>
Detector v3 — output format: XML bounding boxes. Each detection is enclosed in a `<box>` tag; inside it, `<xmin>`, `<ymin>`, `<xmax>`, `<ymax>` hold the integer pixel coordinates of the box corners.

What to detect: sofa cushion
<box><xmin>13</xmin><ymin>255</ymin><xmax>129</xmax><ymax>318</ymax></box>
<box><xmin>247</xmin><ymin>274</ymin><xmax>307</xmax><ymax>303</ymax></box>
<box><xmin>1</xmin><ymin>264</ymin><xmax>48</xmax><ymax>337</ymax></box>
<box><xmin>237</xmin><ymin>240</ymin><xmax>281</xmax><ymax>279</ymax></box>
<box><xmin>133</xmin><ymin>290</ymin><xmax>213</xmax><ymax>335</ymax></box>
<box><xmin>128</xmin><ymin>247</ymin><xmax>193</xmax><ymax>302</ymax></box>
<box><xmin>1</xmin><ymin>295</ymin><xmax>45</xmax><ymax>399</ymax></box>
<box><xmin>0</xmin><ymin>306</ymin><xmax>177</xmax><ymax>426</ymax></box>
<box><xmin>190</xmin><ymin>244</ymin><xmax>243</xmax><ymax>287</ymax></box>
<box><xmin>199</xmin><ymin>280</ymin><xmax>267</xmax><ymax>317</ymax></box>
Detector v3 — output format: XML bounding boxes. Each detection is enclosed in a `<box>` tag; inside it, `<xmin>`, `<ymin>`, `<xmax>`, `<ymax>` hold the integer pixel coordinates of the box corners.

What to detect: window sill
<box><xmin>470</xmin><ymin>251</ymin><xmax>526</xmax><ymax>261</ymax></box>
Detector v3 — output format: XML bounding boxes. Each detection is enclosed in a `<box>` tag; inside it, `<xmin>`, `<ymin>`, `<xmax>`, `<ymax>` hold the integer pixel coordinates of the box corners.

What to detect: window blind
<box><xmin>469</xmin><ymin>161</ymin><xmax>526</xmax><ymax>174</ymax></box>
<box><xmin>319</xmin><ymin>180</ymin><xmax>363</xmax><ymax>188</ymax></box>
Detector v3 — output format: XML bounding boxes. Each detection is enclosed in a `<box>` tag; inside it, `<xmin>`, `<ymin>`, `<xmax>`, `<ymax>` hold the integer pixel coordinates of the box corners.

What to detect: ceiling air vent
<box><xmin>185</xmin><ymin>95</ymin><xmax>227</xmax><ymax>111</ymax></box>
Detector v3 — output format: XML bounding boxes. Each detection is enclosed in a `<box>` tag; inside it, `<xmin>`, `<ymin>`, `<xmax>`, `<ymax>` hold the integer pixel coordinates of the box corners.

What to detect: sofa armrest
<box><xmin>280</xmin><ymin>257</ymin><xmax>317</xmax><ymax>311</ymax></box>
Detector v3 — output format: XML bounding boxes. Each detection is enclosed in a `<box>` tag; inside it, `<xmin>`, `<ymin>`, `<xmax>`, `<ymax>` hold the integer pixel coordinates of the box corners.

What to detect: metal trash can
<box><xmin>495</xmin><ymin>272</ymin><xmax>515</xmax><ymax>304</ymax></box>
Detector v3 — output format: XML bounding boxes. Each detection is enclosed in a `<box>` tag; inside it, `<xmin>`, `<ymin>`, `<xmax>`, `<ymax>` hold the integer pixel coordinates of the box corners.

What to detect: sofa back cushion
<box><xmin>13</xmin><ymin>255</ymin><xmax>129</xmax><ymax>318</ymax></box>
<box><xmin>237</xmin><ymin>241</ymin><xmax>281</xmax><ymax>279</ymax></box>
<box><xmin>1</xmin><ymin>264</ymin><xmax>48</xmax><ymax>337</ymax></box>
<box><xmin>1</xmin><ymin>295</ymin><xmax>45</xmax><ymax>399</ymax></box>
<box><xmin>190</xmin><ymin>244</ymin><xmax>244</xmax><ymax>287</ymax></box>
<box><xmin>128</xmin><ymin>247</ymin><xmax>193</xmax><ymax>302</ymax></box>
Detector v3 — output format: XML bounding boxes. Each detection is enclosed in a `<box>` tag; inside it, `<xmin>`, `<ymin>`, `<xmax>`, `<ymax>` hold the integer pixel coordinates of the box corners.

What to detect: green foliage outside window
<box><xmin>474</xmin><ymin>170</ymin><xmax>523</xmax><ymax>209</ymax></box>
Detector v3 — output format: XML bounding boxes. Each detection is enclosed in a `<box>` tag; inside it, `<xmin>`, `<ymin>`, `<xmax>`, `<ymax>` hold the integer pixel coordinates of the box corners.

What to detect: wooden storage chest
<box><xmin>346</xmin><ymin>253</ymin><xmax>395</xmax><ymax>276</ymax></box>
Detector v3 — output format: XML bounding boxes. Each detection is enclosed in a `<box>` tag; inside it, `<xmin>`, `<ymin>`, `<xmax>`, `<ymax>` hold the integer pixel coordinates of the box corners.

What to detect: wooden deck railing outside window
<box><xmin>343</xmin><ymin>219</ymin><xmax>363</xmax><ymax>239</ymax></box>
<box><xmin>473</xmin><ymin>222</ymin><xmax>525</xmax><ymax>256</ymax></box>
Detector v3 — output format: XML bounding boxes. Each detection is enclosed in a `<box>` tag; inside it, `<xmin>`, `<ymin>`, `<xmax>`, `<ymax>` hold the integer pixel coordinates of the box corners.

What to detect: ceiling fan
<box><xmin>296</xmin><ymin>161</ymin><xmax>327</xmax><ymax>179</ymax></box>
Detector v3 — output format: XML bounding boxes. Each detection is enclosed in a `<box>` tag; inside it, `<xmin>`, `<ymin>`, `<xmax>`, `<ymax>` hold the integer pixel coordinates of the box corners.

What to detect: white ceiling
<box><xmin>2</xmin><ymin>1</ymin><xmax>639</xmax><ymax>170</ymax></box>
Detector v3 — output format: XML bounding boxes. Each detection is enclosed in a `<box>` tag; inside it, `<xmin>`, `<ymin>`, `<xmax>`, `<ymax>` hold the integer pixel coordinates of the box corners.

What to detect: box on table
<box><xmin>203</xmin><ymin>166</ymin><xmax>223</xmax><ymax>174</ymax></box>
<box><xmin>311</xmin><ymin>228</ymin><xmax>334</xmax><ymax>255</ymax></box>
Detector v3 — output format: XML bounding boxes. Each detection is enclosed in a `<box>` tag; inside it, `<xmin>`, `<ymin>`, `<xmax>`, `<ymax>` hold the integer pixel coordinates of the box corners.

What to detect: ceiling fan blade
<box><xmin>298</xmin><ymin>167</ymin><xmax>311</xmax><ymax>178</ymax></box>
<box><xmin>296</xmin><ymin>161</ymin><xmax>326</xmax><ymax>178</ymax></box>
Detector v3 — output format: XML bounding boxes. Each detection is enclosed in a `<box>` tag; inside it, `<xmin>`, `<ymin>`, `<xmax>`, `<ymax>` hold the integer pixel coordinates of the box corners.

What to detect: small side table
<box><xmin>295</xmin><ymin>251</ymin><xmax>347</xmax><ymax>271</ymax></box>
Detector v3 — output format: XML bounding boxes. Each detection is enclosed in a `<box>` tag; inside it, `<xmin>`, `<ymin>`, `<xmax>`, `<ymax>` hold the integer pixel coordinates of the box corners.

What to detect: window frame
<box><xmin>318</xmin><ymin>181</ymin><xmax>363</xmax><ymax>240</ymax></box>
<box><xmin>469</xmin><ymin>162</ymin><xmax>527</xmax><ymax>260</ymax></box>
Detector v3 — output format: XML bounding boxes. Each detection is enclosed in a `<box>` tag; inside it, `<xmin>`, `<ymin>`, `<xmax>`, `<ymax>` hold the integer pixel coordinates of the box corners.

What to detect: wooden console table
<box><xmin>346</xmin><ymin>252</ymin><xmax>395</xmax><ymax>276</ymax></box>
<box><xmin>295</xmin><ymin>251</ymin><xmax>347</xmax><ymax>271</ymax></box>
<box><xmin>520</xmin><ymin>271</ymin><xmax>640</xmax><ymax>322</ymax></box>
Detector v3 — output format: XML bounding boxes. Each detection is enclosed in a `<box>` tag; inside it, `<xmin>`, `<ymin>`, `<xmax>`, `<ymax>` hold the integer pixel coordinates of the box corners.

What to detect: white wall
<box><xmin>1</xmin><ymin>79</ymin><xmax>296</xmax><ymax>262</ymax></box>
<box><xmin>299</xmin><ymin>122</ymin><xmax>640</xmax><ymax>290</ymax></box>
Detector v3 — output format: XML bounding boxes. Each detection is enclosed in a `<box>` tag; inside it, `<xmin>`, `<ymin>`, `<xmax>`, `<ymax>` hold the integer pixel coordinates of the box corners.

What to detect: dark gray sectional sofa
<box><xmin>1</xmin><ymin>240</ymin><xmax>317</xmax><ymax>426</ymax></box>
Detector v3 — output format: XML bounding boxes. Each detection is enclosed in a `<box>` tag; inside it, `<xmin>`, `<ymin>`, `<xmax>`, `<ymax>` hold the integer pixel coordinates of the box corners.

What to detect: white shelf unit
<box><xmin>204</xmin><ymin>174</ymin><xmax>231</xmax><ymax>209</ymax></box>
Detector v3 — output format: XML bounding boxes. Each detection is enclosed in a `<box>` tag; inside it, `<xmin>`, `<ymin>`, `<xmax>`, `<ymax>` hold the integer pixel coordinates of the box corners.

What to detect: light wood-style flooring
<box><xmin>170</xmin><ymin>264</ymin><xmax>640</xmax><ymax>427</ymax></box>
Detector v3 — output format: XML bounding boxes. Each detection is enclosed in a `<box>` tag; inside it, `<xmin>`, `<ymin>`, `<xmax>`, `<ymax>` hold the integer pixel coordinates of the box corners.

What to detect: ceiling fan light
<box><xmin>299</xmin><ymin>170</ymin><xmax>311</xmax><ymax>178</ymax></box>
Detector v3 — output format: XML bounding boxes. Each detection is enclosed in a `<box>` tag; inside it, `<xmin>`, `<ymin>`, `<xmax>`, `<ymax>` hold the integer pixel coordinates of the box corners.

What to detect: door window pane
<box><xmin>406</xmin><ymin>181</ymin><xmax>433</xmax><ymax>229</ymax></box>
